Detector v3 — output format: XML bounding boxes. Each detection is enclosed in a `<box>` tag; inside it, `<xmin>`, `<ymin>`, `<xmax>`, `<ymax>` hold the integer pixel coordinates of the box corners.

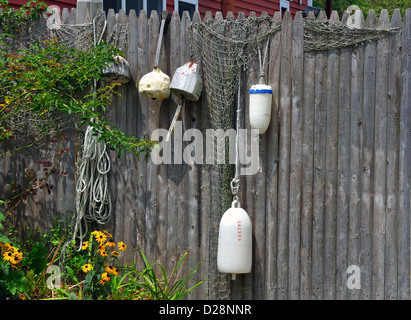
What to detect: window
<box><xmin>175</xmin><ymin>0</ymin><xmax>198</xmax><ymax>19</ymax></box>
<box><xmin>280</xmin><ymin>0</ymin><xmax>289</xmax><ymax>17</ymax></box>
<box><xmin>101</xmin><ymin>0</ymin><xmax>165</xmax><ymax>15</ymax></box>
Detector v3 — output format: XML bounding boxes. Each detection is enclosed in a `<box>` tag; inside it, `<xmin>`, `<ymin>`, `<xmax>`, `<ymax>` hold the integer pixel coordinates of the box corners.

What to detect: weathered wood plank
<box><xmin>372</xmin><ymin>9</ymin><xmax>390</xmax><ymax>300</ymax></box>
<box><xmin>164</xmin><ymin>10</ymin><xmax>181</xmax><ymax>275</ymax></box>
<box><xmin>265</xmin><ymin>10</ymin><xmax>281</xmax><ymax>301</ymax></box>
<box><xmin>277</xmin><ymin>10</ymin><xmax>292</xmax><ymax>300</ymax></box>
<box><xmin>134</xmin><ymin>9</ymin><xmax>148</xmax><ymax>269</ymax></box>
<box><xmin>288</xmin><ymin>11</ymin><xmax>304</xmax><ymax>300</ymax></box>
<box><xmin>145</xmin><ymin>10</ymin><xmax>161</xmax><ymax>262</ymax></box>
<box><xmin>398</xmin><ymin>8</ymin><xmax>411</xmax><ymax>300</ymax></box>
<box><xmin>347</xmin><ymin>9</ymin><xmax>364</xmax><ymax>301</ymax></box>
<box><xmin>113</xmin><ymin>9</ymin><xmax>128</xmax><ymax>264</ymax></box>
<box><xmin>359</xmin><ymin>9</ymin><xmax>377</xmax><ymax>300</ymax></box>
<box><xmin>311</xmin><ymin>10</ymin><xmax>327</xmax><ymax>300</ymax></box>
<box><xmin>123</xmin><ymin>9</ymin><xmax>139</xmax><ymax>264</ymax></box>
<box><xmin>299</xmin><ymin>10</ymin><xmax>315</xmax><ymax>301</ymax></box>
<box><xmin>384</xmin><ymin>8</ymin><xmax>402</xmax><ymax>300</ymax></box>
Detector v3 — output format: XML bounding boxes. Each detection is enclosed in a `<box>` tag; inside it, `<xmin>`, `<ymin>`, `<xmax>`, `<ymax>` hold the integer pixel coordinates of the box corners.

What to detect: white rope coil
<box><xmin>72</xmin><ymin>125</ymin><xmax>112</xmax><ymax>249</ymax></box>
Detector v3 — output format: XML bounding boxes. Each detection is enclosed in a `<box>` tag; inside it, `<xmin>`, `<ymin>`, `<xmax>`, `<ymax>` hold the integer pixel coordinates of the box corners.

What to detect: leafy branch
<box><xmin>0</xmin><ymin>0</ymin><xmax>155</xmax><ymax>159</ymax></box>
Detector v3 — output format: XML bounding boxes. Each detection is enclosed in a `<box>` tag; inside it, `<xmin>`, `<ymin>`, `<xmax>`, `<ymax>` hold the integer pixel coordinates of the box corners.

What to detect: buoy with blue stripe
<box><xmin>249</xmin><ymin>82</ymin><xmax>272</xmax><ymax>134</ymax></box>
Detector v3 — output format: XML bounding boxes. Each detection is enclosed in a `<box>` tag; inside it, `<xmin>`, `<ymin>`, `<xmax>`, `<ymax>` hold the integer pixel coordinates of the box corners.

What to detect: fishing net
<box><xmin>189</xmin><ymin>12</ymin><xmax>401</xmax><ymax>300</ymax></box>
<box><xmin>190</xmin><ymin>14</ymin><xmax>281</xmax><ymax>300</ymax></box>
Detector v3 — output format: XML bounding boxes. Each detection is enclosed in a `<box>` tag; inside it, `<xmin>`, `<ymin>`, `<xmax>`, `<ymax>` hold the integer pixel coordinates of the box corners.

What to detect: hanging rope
<box><xmin>72</xmin><ymin>125</ymin><xmax>112</xmax><ymax>245</ymax></box>
<box><xmin>70</xmin><ymin>15</ymin><xmax>112</xmax><ymax>250</ymax></box>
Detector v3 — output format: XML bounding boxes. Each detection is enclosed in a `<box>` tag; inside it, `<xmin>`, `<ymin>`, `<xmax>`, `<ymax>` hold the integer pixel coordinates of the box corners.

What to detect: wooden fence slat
<box><xmin>135</xmin><ymin>9</ymin><xmax>148</xmax><ymax>269</ymax></box>
<box><xmin>114</xmin><ymin>9</ymin><xmax>128</xmax><ymax>264</ymax></box>
<box><xmin>372</xmin><ymin>9</ymin><xmax>390</xmax><ymax>300</ymax></box>
<box><xmin>144</xmin><ymin>10</ymin><xmax>161</xmax><ymax>262</ymax></box>
<box><xmin>265</xmin><ymin>10</ymin><xmax>282</xmax><ymax>301</ymax></box>
<box><xmin>360</xmin><ymin>9</ymin><xmax>377</xmax><ymax>300</ymax></box>
<box><xmin>123</xmin><ymin>9</ymin><xmax>139</xmax><ymax>264</ymax></box>
<box><xmin>398</xmin><ymin>7</ymin><xmax>411</xmax><ymax>300</ymax></box>
<box><xmin>277</xmin><ymin>10</ymin><xmax>292</xmax><ymax>300</ymax></box>
<box><xmin>384</xmin><ymin>8</ymin><xmax>402</xmax><ymax>300</ymax></box>
<box><xmin>299</xmin><ymin>10</ymin><xmax>316</xmax><ymax>300</ymax></box>
<box><xmin>348</xmin><ymin>9</ymin><xmax>364</xmax><ymax>300</ymax></box>
<box><xmin>311</xmin><ymin>10</ymin><xmax>327</xmax><ymax>300</ymax></box>
<box><xmin>288</xmin><ymin>11</ymin><xmax>304</xmax><ymax>300</ymax></box>
<box><xmin>335</xmin><ymin>10</ymin><xmax>352</xmax><ymax>300</ymax></box>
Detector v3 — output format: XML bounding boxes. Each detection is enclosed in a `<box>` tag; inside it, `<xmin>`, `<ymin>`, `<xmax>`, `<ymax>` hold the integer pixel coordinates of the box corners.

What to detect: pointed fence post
<box><xmin>76</xmin><ymin>0</ymin><xmax>102</xmax><ymax>24</ymax></box>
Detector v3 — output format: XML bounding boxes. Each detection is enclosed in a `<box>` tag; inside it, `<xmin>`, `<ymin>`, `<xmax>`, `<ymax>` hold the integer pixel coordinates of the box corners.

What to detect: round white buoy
<box><xmin>249</xmin><ymin>83</ymin><xmax>272</xmax><ymax>134</ymax></box>
<box><xmin>217</xmin><ymin>200</ymin><xmax>252</xmax><ymax>278</ymax></box>
<box><xmin>138</xmin><ymin>67</ymin><xmax>170</xmax><ymax>101</ymax></box>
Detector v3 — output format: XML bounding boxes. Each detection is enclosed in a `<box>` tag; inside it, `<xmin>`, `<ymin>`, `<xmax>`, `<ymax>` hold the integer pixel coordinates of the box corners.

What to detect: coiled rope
<box><xmin>72</xmin><ymin>125</ymin><xmax>112</xmax><ymax>248</ymax></box>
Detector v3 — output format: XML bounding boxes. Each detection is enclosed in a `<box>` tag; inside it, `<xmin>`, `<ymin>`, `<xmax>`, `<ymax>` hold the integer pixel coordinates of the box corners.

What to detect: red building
<box><xmin>8</xmin><ymin>0</ymin><xmax>313</xmax><ymax>18</ymax></box>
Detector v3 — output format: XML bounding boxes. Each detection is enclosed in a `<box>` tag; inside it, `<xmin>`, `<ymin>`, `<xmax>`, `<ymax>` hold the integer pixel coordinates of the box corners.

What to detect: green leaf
<box><xmin>24</xmin><ymin>242</ymin><xmax>48</xmax><ymax>274</ymax></box>
<box><xmin>4</xmin><ymin>269</ymin><xmax>27</xmax><ymax>295</ymax></box>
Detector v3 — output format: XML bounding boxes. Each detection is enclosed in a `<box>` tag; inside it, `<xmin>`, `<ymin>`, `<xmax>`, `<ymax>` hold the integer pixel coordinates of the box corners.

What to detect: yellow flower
<box><xmin>99</xmin><ymin>249</ymin><xmax>108</xmax><ymax>257</ymax></box>
<box><xmin>19</xmin><ymin>294</ymin><xmax>26</xmax><ymax>300</ymax></box>
<box><xmin>105</xmin><ymin>266</ymin><xmax>118</xmax><ymax>276</ymax></box>
<box><xmin>13</xmin><ymin>248</ymin><xmax>23</xmax><ymax>259</ymax></box>
<box><xmin>3</xmin><ymin>251</ymin><xmax>13</xmax><ymax>262</ymax></box>
<box><xmin>100</xmin><ymin>272</ymin><xmax>110</xmax><ymax>285</ymax></box>
<box><xmin>106</xmin><ymin>239</ymin><xmax>115</xmax><ymax>248</ymax></box>
<box><xmin>117</xmin><ymin>241</ymin><xmax>126</xmax><ymax>252</ymax></box>
<box><xmin>102</xmin><ymin>230</ymin><xmax>113</xmax><ymax>238</ymax></box>
<box><xmin>82</xmin><ymin>263</ymin><xmax>93</xmax><ymax>273</ymax></box>
<box><xmin>10</xmin><ymin>255</ymin><xmax>21</xmax><ymax>265</ymax></box>
<box><xmin>97</xmin><ymin>244</ymin><xmax>108</xmax><ymax>257</ymax></box>
<box><xmin>94</xmin><ymin>232</ymin><xmax>107</xmax><ymax>244</ymax></box>
<box><xmin>2</xmin><ymin>242</ymin><xmax>13</xmax><ymax>252</ymax></box>
<box><xmin>111</xmin><ymin>251</ymin><xmax>120</xmax><ymax>257</ymax></box>
<box><xmin>81</xmin><ymin>241</ymin><xmax>89</xmax><ymax>250</ymax></box>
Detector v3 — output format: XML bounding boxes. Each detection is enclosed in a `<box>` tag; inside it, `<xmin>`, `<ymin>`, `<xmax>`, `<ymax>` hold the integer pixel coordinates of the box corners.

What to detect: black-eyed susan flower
<box><xmin>94</xmin><ymin>232</ymin><xmax>107</xmax><ymax>244</ymax></box>
<box><xmin>81</xmin><ymin>241</ymin><xmax>89</xmax><ymax>250</ymax></box>
<box><xmin>97</xmin><ymin>244</ymin><xmax>108</xmax><ymax>257</ymax></box>
<box><xmin>19</xmin><ymin>294</ymin><xmax>26</xmax><ymax>300</ymax></box>
<box><xmin>111</xmin><ymin>251</ymin><xmax>120</xmax><ymax>257</ymax></box>
<box><xmin>2</xmin><ymin>242</ymin><xmax>12</xmax><ymax>252</ymax></box>
<box><xmin>100</xmin><ymin>272</ymin><xmax>110</xmax><ymax>285</ymax></box>
<box><xmin>10</xmin><ymin>255</ymin><xmax>20</xmax><ymax>265</ymax></box>
<box><xmin>3</xmin><ymin>251</ymin><xmax>13</xmax><ymax>262</ymax></box>
<box><xmin>82</xmin><ymin>263</ymin><xmax>93</xmax><ymax>273</ymax></box>
<box><xmin>117</xmin><ymin>241</ymin><xmax>126</xmax><ymax>252</ymax></box>
<box><xmin>106</xmin><ymin>239</ymin><xmax>115</xmax><ymax>248</ymax></box>
<box><xmin>105</xmin><ymin>266</ymin><xmax>118</xmax><ymax>276</ymax></box>
<box><xmin>91</xmin><ymin>230</ymin><xmax>100</xmax><ymax>236</ymax></box>
<box><xmin>13</xmin><ymin>248</ymin><xmax>23</xmax><ymax>259</ymax></box>
<box><xmin>99</xmin><ymin>249</ymin><xmax>108</xmax><ymax>257</ymax></box>
<box><xmin>103</xmin><ymin>230</ymin><xmax>113</xmax><ymax>238</ymax></box>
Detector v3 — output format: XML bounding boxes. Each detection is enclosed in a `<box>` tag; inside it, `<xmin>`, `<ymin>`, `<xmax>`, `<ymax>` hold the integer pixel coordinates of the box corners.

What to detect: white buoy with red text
<box><xmin>217</xmin><ymin>199</ymin><xmax>252</xmax><ymax>280</ymax></box>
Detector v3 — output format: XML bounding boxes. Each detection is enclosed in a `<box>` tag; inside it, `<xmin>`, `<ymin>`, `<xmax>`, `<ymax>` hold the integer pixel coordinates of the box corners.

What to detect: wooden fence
<box><xmin>1</xmin><ymin>7</ymin><xmax>411</xmax><ymax>300</ymax></box>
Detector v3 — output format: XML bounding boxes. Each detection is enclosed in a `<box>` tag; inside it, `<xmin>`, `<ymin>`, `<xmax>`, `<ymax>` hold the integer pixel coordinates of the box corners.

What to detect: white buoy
<box><xmin>217</xmin><ymin>200</ymin><xmax>252</xmax><ymax>279</ymax></box>
<box><xmin>249</xmin><ymin>83</ymin><xmax>272</xmax><ymax>134</ymax></box>
<box><xmin>138</xmin><ymin>67</ymin><xmax>170</xmax><ymax>101</ymax></box>
<box><xmin>137</xmin><ymin>17</ymin><xmax>170</xmax><ymax>101</ymax></box>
